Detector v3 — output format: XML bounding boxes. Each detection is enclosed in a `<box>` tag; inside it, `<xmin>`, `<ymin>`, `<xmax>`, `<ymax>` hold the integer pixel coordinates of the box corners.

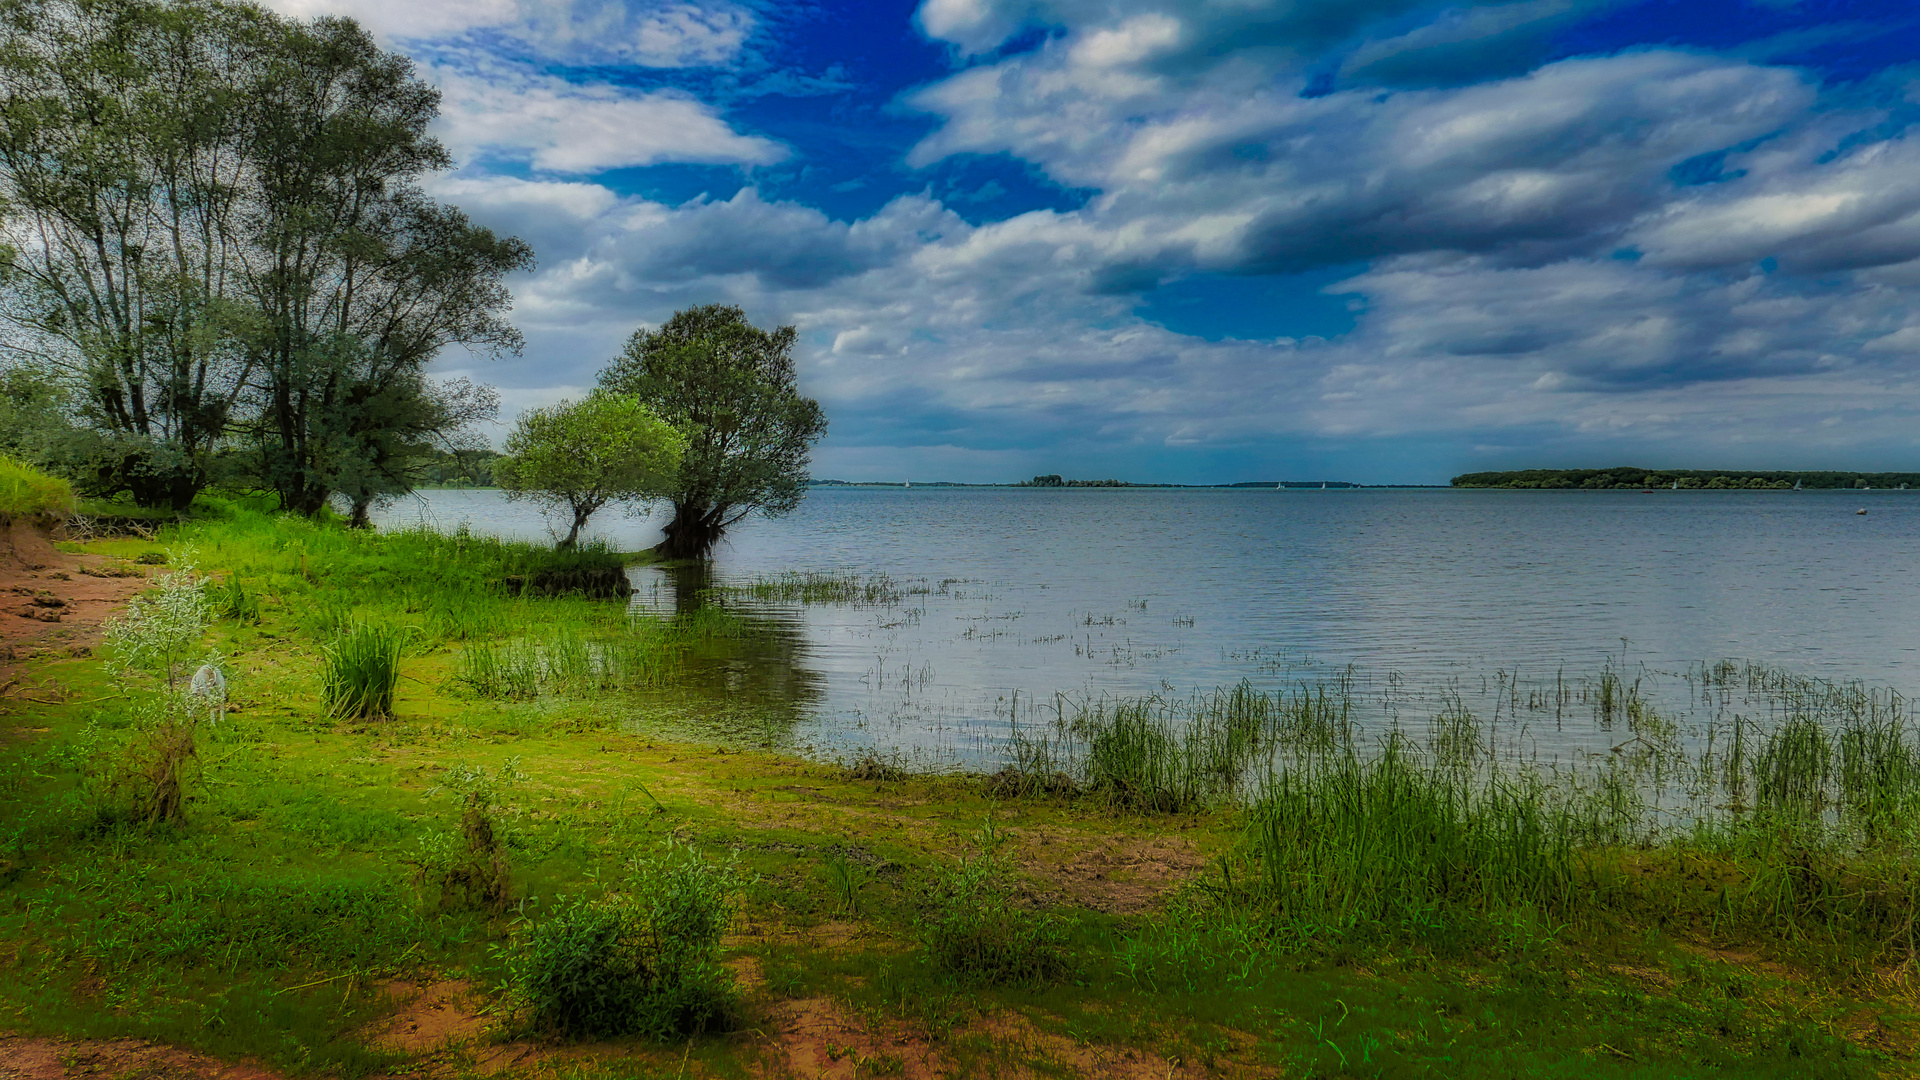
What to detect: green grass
<box><xmin>0</xmin><ymin>506</ymin><xmax>1915</xmax><ymax>1077</ymax></box>
<box><xmin>321</xmin><ymin>620</ymin><xmax>406</xmax><ymax>719</ymax></box>
<box><xmin>0</xmin><ymin>453</ymin><xmax>73</xmax><ymax>521</ymax></box>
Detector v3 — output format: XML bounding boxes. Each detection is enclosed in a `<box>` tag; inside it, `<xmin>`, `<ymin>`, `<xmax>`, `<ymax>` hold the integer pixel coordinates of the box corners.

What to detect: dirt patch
<box><xmin>1020</xmin><ymin>832</ymin><xmax>1208</xmax><ymax>914</ymax></box>
<box><xmin>0</xmin><ymin>518</ymin><xmax>150</xmax><ymax>689</ymax></box>
<box><xmin>751</xmin><ymin>995</ymin><xmax>1262</xmax><ymax>1079</ymax></box>
<box><xmin>0</xmin><ymin>1032</ymin><xmax>289</xmax><ymax>1080</ymax></box>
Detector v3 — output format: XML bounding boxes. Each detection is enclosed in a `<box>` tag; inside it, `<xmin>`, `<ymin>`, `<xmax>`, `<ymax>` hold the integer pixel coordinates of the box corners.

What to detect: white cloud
<box><xmin>428</xmin><ymin>63</ymin><xmax>785</xmax><ymax>174</ymax></box>
<box><xmin>259</xmin><ymin>0</ymin><xmax>756</xmax><ymax>67</ymax></box>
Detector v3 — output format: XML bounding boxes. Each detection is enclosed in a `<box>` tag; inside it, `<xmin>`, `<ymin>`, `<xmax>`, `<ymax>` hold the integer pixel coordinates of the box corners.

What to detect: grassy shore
<box><xmin>1</xmin><ymin>508</ymin><xmax>1917</xmax><ymax>1078</ymax></box>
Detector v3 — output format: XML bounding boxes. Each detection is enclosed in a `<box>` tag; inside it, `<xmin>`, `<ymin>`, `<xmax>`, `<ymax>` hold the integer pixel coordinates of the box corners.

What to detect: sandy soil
<box><xmin>0</xmin><ymin>1032</ymin><xmax>287</xmax><ymax>1080</ymax></box>
<box><xmin>0</xmin><ymin>518</ymin><xmax>149</xmax><ymax>692</ymax></box>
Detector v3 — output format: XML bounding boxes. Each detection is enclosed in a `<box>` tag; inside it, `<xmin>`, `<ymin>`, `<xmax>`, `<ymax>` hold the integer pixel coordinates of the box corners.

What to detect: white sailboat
<box><xmin>1794</xmin><ymin>480</ymin><xmax>1802</xmax><ymax>490</ymax></box>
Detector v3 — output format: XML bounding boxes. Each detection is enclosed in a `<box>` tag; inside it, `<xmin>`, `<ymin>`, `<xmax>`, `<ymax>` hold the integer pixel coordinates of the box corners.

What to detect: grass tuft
<box><xmin>321</xmin><ymin>620</ymin><xmax>405</xmax><ymax>720</ymax></box>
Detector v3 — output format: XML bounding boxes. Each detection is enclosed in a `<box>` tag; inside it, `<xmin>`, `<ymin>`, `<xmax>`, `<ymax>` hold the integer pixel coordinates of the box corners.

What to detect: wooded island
<box><xmin>1453</xmin><ymin>468</ymin><xmax>1920</xmax><ymax>489</ymax></box>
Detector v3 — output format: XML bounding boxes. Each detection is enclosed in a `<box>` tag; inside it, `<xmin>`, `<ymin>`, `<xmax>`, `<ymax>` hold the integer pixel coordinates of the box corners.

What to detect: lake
<box><xmin>375</xmin><ymin>486</ymin><xmax>1920</xmax><ymax>768</ymax></box>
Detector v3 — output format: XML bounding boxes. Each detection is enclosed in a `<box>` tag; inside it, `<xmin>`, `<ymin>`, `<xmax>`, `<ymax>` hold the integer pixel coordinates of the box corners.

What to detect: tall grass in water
<box><xmin>1006</xmin><ymin>667</ymin><xmax>1920</xmax><ymax>960</ymax></box>
<box><xmin>455</xmin><ymin>616</ymin><xmax>715</xmax><ymax>701</ymax></box>
<box><xmin>321</xmin><ymin>620</ymin><xmax>405</xmax><ymax>719</ymax></box>
<box><xmin>722</xmin><ymin>570</ymin><xmax>914</xmax><ymax>606</ymax></box>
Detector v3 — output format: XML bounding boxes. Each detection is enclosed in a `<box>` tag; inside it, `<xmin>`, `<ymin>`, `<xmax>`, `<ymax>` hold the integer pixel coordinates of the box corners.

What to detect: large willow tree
<box><xmin>598</xmin><ymin>305</ymin><xmax>827</xmax><ymax>560</ymax></box>
<box><xmin>0</xmin><ymin>0</ymin><xmax>528</xmax><ymax>512</ymax></box>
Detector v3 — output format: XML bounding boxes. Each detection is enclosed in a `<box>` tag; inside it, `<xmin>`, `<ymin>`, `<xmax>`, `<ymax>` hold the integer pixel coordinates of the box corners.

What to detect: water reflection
<box><xmin>378</xmin><ymin>487</ymin><xmax>1920</xmax><ymax>770</ymax></box>
<box><xmin>626</xmin><ymin>563</ymin><xmax>826</xmax><ymax>748</ymax></box>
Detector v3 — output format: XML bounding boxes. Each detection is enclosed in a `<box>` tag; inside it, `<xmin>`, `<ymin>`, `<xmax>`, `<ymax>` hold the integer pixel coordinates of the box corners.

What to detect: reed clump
<box><xmin>321</xmin><ymin>620</ymin><xmax>405</xmax><ymax>719</ymax></box>
<box><xmin>455</xmin><ymin>614</ymin><xmax>735</xmax><ymax>701</ymax></box>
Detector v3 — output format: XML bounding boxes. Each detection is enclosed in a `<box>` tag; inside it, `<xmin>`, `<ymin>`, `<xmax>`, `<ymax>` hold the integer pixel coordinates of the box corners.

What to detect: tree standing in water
<box><xmin>494</xmin><ymin>392</ymin><xmax>685</xmax><ymax>550</ymax></box>
<box><xmin>598</xmin><ymin>305</ymin><xmax>827</xmax><ymax>560</ymax></box>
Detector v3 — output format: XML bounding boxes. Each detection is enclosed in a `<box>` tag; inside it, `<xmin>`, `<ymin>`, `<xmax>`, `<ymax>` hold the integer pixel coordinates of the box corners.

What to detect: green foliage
<box><xmin>0</xmin><ymin>453</ymin><xmax>73</xmax><ymax>521</ymax></box>
<box><xmin>496</xmin><ymin>392</ymin><xmax>687</xmax><ymax>549</ymax></box>
<box><xmin>503</xmin><ymin>846</ymin><xmax>740</xmax><ymax>1039</ymax></box>
<box><xmin>919</xmin><ymin>819</ymin><xmax>1068</xmax><ymax>986</ymax></box>
<box><xmin>321</xmin><ymin>620</ymin><xmax>405</xmax><ymax>720</ymax></box>
<box><xmin>598</xmin><ymin>304</ymin><xmax>828</xmax><ymax>559</ymax></box>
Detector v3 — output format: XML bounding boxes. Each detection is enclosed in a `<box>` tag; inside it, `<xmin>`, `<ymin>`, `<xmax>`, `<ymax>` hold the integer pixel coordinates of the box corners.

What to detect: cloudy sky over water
<box><xmin>267</xmin><ymin>0</ymin><xmax>1920</xmax><ymax>483</ymax></box>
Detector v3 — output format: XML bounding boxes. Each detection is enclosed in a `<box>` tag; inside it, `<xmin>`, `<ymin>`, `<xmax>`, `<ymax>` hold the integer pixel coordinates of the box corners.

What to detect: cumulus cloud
<box><xmin>281</xmin><ymin>0</ymin><xmax>1920</xmax><ymax>476</ymax></box>
<box><xmin>428</xmin><ymin>62</ymin><xmax>785</xmax><ymax>173</ymax></box>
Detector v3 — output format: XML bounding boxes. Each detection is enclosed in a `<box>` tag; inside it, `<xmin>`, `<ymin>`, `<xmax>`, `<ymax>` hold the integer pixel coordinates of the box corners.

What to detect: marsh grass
<box><xmin>454</xmin><ymin>616</ymin><xmax>734</xmax><ymax>702</ymax></box>
<box><xmin>990</xmin><ymin>668</ymin><xmax>1920</xmax><ymax>961</ymax></box>
<box><xmin>722</xmin><ymin>571</ymin><xmax>926</xmax><ymax>607</ymax></box>
<box><xmin>322</xmin><ymin>621</ymin><xmax>406</xmax><ymax>719</ymax></box>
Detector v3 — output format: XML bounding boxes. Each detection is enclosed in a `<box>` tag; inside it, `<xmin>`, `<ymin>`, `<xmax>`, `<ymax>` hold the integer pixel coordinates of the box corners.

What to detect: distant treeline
<box><xmin>417</xmin><ymin>448</ymin><xmax>504</xmax><ymax>488</ymax></box>
<box><xmin>1453</xmin><ymin>468</ymin><xmax>1920</xmax><ymax>490</ymax></box>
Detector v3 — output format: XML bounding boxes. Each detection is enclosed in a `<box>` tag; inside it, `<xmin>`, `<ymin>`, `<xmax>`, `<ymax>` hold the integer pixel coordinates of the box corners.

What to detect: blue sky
<box><xmin>268</xmin><ymin>0</ymin><xmax>1920</xmax><ymax>483</ymax></box>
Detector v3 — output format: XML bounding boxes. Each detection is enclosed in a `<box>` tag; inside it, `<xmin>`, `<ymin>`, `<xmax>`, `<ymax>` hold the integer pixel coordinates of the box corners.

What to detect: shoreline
<box><xmin>0</xmin><ymin>510</ymin><xmax>1914</xmax><ymax>1077</ymax></box>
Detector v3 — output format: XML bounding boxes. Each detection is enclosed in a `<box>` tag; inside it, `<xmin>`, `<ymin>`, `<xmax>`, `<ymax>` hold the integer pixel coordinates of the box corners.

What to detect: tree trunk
<box><xmin>652</xmin><ymin>500</ymin><xmax>730</xmax><ymax>560</ymax></box>
<box><xmin>559</xmin><ymin>504</ymin><xmax>592</xmax><ymax>550</ymax></box>
<box><xmin>348</xmin><ymin>496</ymin><xmax>373</xmax><ymax>529</ymax></box>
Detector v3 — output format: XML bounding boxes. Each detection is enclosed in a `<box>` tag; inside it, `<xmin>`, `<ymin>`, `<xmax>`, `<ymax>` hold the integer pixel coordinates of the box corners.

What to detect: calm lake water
<box><xmin>375</xmin><ymin>487</ymin><xmax>1920</xmax><ymax>767</ymax></box>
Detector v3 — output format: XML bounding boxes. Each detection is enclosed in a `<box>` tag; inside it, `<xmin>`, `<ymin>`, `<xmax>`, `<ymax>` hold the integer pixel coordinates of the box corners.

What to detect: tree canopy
<box><xmin>598</xmin><ymin>305</ymin><xmax>826</xmax><ymax>560</ymax></box>
<box><xmin>495</xmin><ymin>393</ymin><xmax>686</xmax><ymax>550</ymax></box>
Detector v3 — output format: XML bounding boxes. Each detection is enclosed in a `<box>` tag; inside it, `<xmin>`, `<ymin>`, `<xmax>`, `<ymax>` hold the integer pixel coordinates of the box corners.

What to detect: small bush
<box><xmin>920</xmin><ymin>820</ymin><xmax>1068</xmax><ymax>986</ymax></box>
<box><xmin>411</xmin><ymin>759</ymin><xmax>524</xmax><ymax>910</ymax></box>
<box><xmin>101</xmin><ymin>560</ymin><xmax>221</xmax><ymax>824</ymax></box>
<box><xmin>322</xmin><ymin>619</ymin><xmax>405</xmax><ymax>719</ymax></box>
<box><xmin>505</xmin><ymin>846</ymin><xmax>739</xmax><ymax>1039</ymax></box>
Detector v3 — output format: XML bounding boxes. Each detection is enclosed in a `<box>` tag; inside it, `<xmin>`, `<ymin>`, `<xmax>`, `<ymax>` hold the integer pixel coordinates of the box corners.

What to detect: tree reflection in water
<box><xmin>627</xmin><ymin>562</ymin><xmax>824</xmax><ymax>746</ymax></box>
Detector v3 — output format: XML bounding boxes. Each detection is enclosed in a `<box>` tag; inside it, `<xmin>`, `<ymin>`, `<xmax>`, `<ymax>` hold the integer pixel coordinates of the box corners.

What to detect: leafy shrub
<box><xmin>321</xmin><ymin>619</ymin><xmax>405</xmax><ymax>719</ymax></box>
<box><xmin>411</xmin><ymin>759</ymin><xmax>524</xmax><ymax>910</ymax></box>
<box><xmin>920</xmin><ymin>819</ymin><xmax>1068</xmax><ymax>986</ymax></box>
<box><xmin>505</xmin><ymin>846</ymin><xmax>740</xmax><ymax>1039</ymax></box>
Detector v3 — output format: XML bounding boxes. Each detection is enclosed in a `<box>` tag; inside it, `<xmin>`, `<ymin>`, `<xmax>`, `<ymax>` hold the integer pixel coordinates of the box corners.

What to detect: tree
<box><xmin>311</xmin><ymin>364</ymin><xmax>498</xmax><ymax>529</ymax></box>
<box><xmin>0</xmin><ymin>0</ymin><xmax>529</xmax><ymax>513</ymax></box>
<box><xmin>495</xmin><ymin>393</ymin><xmax>686</xmax><ymax>550</ymax></box>
<box><xmin>598</xmin><ymin>305</ymin><xmax>827</xmax><ymax>560</ymax></box>
<box><xmin>233</xmin><ymin>18</ymin><xmax>530</xmax><ymax>515</ymax></box>
<box><xmin>0</xmin><ymin>0</ymin><xmax>259</xmax><ymax>509</ymax></box>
